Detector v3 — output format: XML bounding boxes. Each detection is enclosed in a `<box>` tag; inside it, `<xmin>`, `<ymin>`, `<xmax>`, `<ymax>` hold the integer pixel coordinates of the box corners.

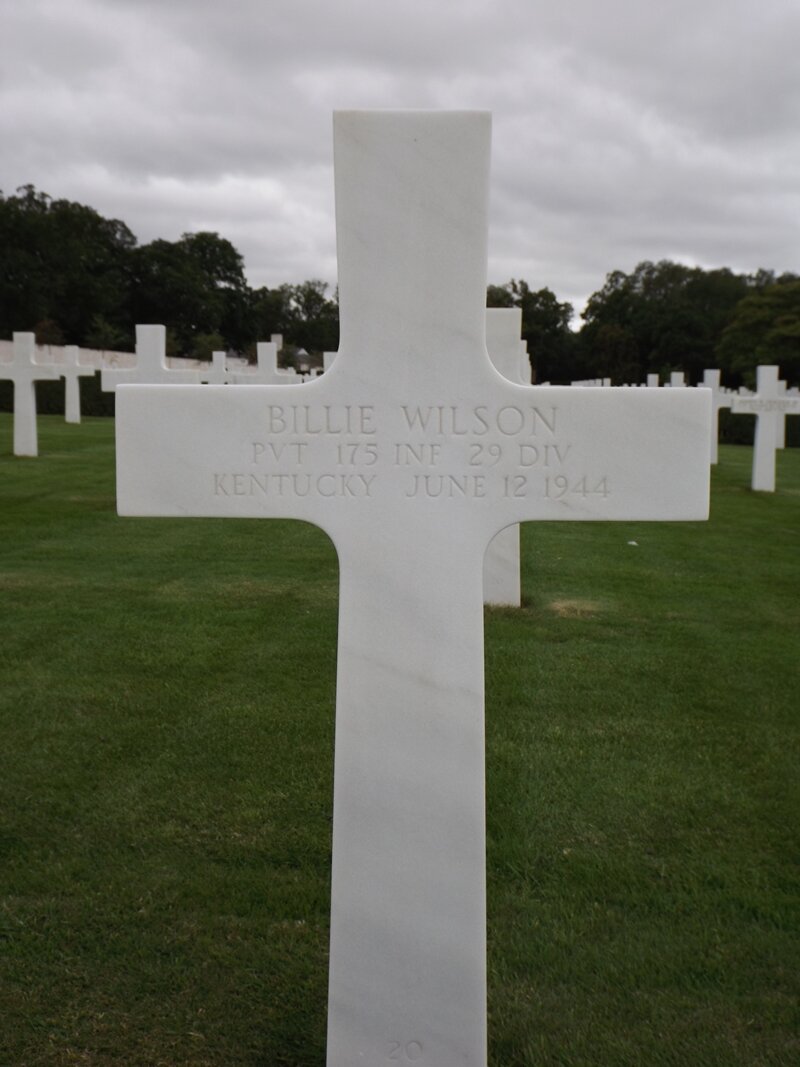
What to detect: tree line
<box><xmin>1</xmin><ymin>184</ymin><xmax>798</xmax><ymax>388</ymax></box>
<box><xmin>0</xmin><ymin>185</ymin><xmax>338</xmax><ymax>365</ymax></box>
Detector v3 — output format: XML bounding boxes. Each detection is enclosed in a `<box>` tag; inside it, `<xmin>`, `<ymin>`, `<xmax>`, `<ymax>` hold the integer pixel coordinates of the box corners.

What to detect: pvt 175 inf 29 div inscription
<box><xmin>131</xmin><ymin>392</ymin><xmax>703</xmax><ymax>516</ymax></box>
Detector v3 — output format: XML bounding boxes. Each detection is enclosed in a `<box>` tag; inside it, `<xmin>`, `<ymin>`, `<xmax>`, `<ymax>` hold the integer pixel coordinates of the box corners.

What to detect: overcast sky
<box><xmin>1</xmin><ymin>0</ymin><xmax>798</xmax><ymax>319</ymax></box>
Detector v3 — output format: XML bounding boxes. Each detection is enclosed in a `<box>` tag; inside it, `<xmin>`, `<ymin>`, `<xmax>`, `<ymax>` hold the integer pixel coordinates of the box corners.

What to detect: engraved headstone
<box><xmin>115</xmin><ymin>111</ymin><xmax>711</xmax><ymax>1067</ymax></box>
<box><xmin>101</xmin><ymin>325</ymin><xmax>202</xmax><ymax>391</ymax></box>
<box><xmin>731</xmin><ymin>365</ymin><xmax>800</xmax><ymax>491</ymax></box>
<box><xmin>0</xmin><ymin>332</ymin><xmax>59</xmax><ymax>455</ymax></box>
<box><xmin>669</xmin><ymin>371</ymin><xmax>686</xmax><ymax>387</ymax></box>
<box><xmin>646</xmin><ymin>373</ymin><xmax>659</xmax><ymax>388</ymax></box>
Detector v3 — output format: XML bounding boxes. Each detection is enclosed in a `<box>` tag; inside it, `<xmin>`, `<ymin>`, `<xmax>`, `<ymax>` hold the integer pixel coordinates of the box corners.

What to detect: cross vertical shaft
<box><xmin>328</xmin><ymin>529</ymin><xmax>488</xmax><ymax>1065</ymax></box>
<box><xmin>323</xmin><ymin>110</ymin><xmax>494</xmax><ymax>1066</ymax></box>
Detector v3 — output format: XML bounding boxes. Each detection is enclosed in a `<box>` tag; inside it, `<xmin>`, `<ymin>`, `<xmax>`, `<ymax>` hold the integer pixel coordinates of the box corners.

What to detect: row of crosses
<box><xmin>3</xmin><ymin>330</ymin><xmax>796</xmax><ymax>492</ymax></box>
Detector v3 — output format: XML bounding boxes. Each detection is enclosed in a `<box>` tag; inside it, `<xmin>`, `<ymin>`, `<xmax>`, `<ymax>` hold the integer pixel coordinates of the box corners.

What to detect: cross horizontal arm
<box><xmin>116</xmin><ymin>381</ymin><xmax>710</xmax><ymax>539</ymax></box>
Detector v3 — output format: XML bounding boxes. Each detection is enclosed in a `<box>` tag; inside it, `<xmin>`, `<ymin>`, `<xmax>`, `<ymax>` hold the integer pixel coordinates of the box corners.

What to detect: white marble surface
<box><xmin>198</xmin><ymin>350</ymin><xmax>229</xmax><ymax>384</ymax></box>
<box><xmin>0</xmin><ymin>332</ymin><xmax>59</xmax><ymax>455</ymax></box>
<box><xmin>229</xmin><ymin>341</ymin><xmax>301</xmax><ymax>384</ymax></box>
<box><xmin>701</xmin><ymin>369</ymin><xmax>733</xmax><ymax>465</ymax></box>
<box><xmin>776</xmin><ymin>380</ymin><xmax>789</xmax><ymax>449</ymax></box>
<box><xmin>0</xmin><ymin>339</ymin><xmax>133</xmax><ymax>370</ymax></box>
<box><xmin>116</xmin><ymin>111</ymin><xmax>711</xmax><ymax>1067</ymax></box>
<box><xmin>484</xmin><ymin>308</ymin><xmax>525</xmax><ymax>607</ymax></box>
<box><xmin>731</xmin><ymin>365</ymin><xmax>800</xmax><ymax>491</ymax></box>
<box><xmin>59</xmin><ymin>345</ymin><xmax>96</xmax><ymax>423</ymax></box>
<box><xmin>519</xmin><ymin>339</ymin><xmax>531</xmax><ymax>384</ymax></box>
<box><xmin>101</xmin><ymin>325</ymin><xmax>203</xmax><ymax>391</ymax></box>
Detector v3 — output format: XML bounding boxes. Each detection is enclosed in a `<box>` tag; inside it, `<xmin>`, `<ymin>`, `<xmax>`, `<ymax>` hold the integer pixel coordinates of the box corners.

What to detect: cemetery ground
<box><xmin>1</xmin><ymin>414</ymin><xmax>797</xmax><ymax>1067</ymax></box>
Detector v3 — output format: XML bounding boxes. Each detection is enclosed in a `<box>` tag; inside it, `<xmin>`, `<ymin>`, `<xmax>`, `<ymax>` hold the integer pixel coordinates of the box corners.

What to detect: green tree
<box><xmin>34</xmin><ymin>318</ymin><xmax>64</xmax><ymax>345</ymax></box>
<box><xmin>716</xmin><ymin>281</ymin><xmax>800</xmax><ymax>386</ymax></box>
<box><xmin>279</xmin><ymin>280</ymin><xmax>340</xmax><ymax>355</ymax></box>
<box><xmin>84</xmin><ymin>313</ymin><xmax>132</xmax><ymax>353</ymax></box>
<box><xmin>585</xmin><ymin>323</ymin><xmax>640</xmax><ymax>384</ymax></box>
<box><xmin>0</xmin><ymin>185</ymin><xmax>135</xmax><ymax>342</ymax></box>
<box><xmin>579</xmin><ymin>260</ymin><xmax>749</xmax><ymax>383</ymax></box>
<box><xmin>190</xmin><ymin>331</ymin><xmax>227</xmax><ymax>361</ymax></box>
<box><xmin>486</xmin><ymin>284</ymin><xmax>515</xmax><ymax>309</ymax></box>
<box><xmin>131</xmin><ymin>232</ymin><xmax>248</xmax><ymax>354</ymax></box>
<box><xmin>248</xmin><ymin>285</ymin><xmax>294</xmax><ymax>346</ymax></box>
<box><xmin>487</xmin><ymin>280</ymin><xmax>575</xmax><ymax>382</ymax></box>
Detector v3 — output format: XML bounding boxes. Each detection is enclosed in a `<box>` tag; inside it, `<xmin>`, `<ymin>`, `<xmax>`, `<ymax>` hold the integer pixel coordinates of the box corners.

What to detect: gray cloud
<box><xmin>0</xmin><ymin>0</ymin><xmax>797</xmax><ymax>315</ymax></box>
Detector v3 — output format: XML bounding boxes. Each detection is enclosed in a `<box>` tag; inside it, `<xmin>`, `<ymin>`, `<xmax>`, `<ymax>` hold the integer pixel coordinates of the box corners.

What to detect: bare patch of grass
<box><xmin>549</xmin><ymin>597</ymin><xmax>603</xmax><ymax>618</ymax></box>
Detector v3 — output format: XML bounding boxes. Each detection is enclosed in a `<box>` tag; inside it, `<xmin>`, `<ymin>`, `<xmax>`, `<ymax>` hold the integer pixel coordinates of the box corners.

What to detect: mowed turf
<box><xmin>1</xmin><ymin>414</ymin><xmax>798</xmax><ymax>1066</ymax></box>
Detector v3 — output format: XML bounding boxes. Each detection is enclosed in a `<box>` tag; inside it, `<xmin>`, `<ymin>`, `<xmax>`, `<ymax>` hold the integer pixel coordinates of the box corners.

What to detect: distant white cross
<box><xmin>229</xmin><ymin>341</ymin><xmax>301</xmax><ymax>384</ymax></box>
<box><xmin>731</xmin><ymin>365</ymin><xmax>800</xmax><ymax>491</ymax></box>
<box><xmin>115</xmin><ymin>111</ymin><xmax>710</xmax><ymax>1067</ymax></box>
<box><xmin>198</xmin><ymin>351</ymin><xmax>229</xmax><ymax>385</ymax></box>
<box><xmin>518</xmin><ymin>338</ymin><xmax>531</xmax><ymax>384</ymax></box>
<box><xmin>59</xmin><ymin>345</ymin><xmax>96</xmax><ymax>424</ymax></box>
<box><xmin>773</xmin><ymin>380</ymin><xmax>799</xmax><ymax>449</ymax></box>
<box><xmin>101</xmin><ymin>325</ymin><xmax>202</xmax><ymax>391</ymax></box>
<box><xmin>484</xmin><ymin>308</ymin><xmax>527</xmax><ymax>606</ymax></box>
<box><xmin>0</xmin><ymin>333</ymin><xmax>60</xmax><ymax>455</ymax></box>
<box><xmin>701</xmin><ymin>369</ymin><xmax>733</xmax><ymax>465</ymax></box>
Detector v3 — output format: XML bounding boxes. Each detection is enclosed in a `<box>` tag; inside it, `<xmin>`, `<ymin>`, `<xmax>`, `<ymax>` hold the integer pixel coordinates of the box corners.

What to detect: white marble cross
<box><xmin>100</xmin><ymin>325</ymin><xmax>202</xmax><ymax>392</ymax></box>
<box><xmin>774</xmin><ymin>380</ymin><xmax>799</xmax><ymax>449</ymax></box>
<box><xmin>731</xmin><ymin>365</ymin><xmax>800</xmax><ymax>491</ymax></box>
<box><xmin>518</xmin><ymin>338</ymin><xmax>531</xmax><ymax>385</ymax></box>
<box><xmin>484</xmin><ymin>308</ymin><xmax>526</xmax><ymax>606</ymax></box>
<box><xmin>198</xmin><ymin>350</ymin><xmax>229</xmax><ymax>385</ymax></box>
<box><xmin>229</xmin><ymin>340</ymin><xmax>301</xmax><ymax>384</ymax></box>
<box><xmin>316</xmin><ymin>312</ymin><xmax>529</xmax><ymax>607</ymax></box>
<box><xmin>115</xmin><ymin>111</ymin><xmax>710</xmax><ymax>1067</ymax></box>
<box><xmin>701</xmin><ymin>369</ymin><xmax>733</xmax><ymax>465</ymax></box>
<box><xmin>59</xmin><ymin>345</ymin><xmax>97</xmax><ymax>424</ymax></box>
<box><xmin>0</xmin><ymin>332</ymin><xmax>60</xmax><ymax>455</ymax></box>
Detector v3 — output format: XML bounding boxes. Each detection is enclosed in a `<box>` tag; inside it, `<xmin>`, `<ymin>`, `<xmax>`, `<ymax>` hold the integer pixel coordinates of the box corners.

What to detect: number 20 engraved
<box><xmin>388</xmin><ymin>1039</ymin><xmax>424</xmax><ymax>1061</ymax></box>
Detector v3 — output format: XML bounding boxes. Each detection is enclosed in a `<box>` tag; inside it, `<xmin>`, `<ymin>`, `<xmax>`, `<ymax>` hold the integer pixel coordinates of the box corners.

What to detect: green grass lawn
<box><xmin>1</xmin><ymin>415</ymin><xmax>798</xmax><ymax>1066</ymax></box>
